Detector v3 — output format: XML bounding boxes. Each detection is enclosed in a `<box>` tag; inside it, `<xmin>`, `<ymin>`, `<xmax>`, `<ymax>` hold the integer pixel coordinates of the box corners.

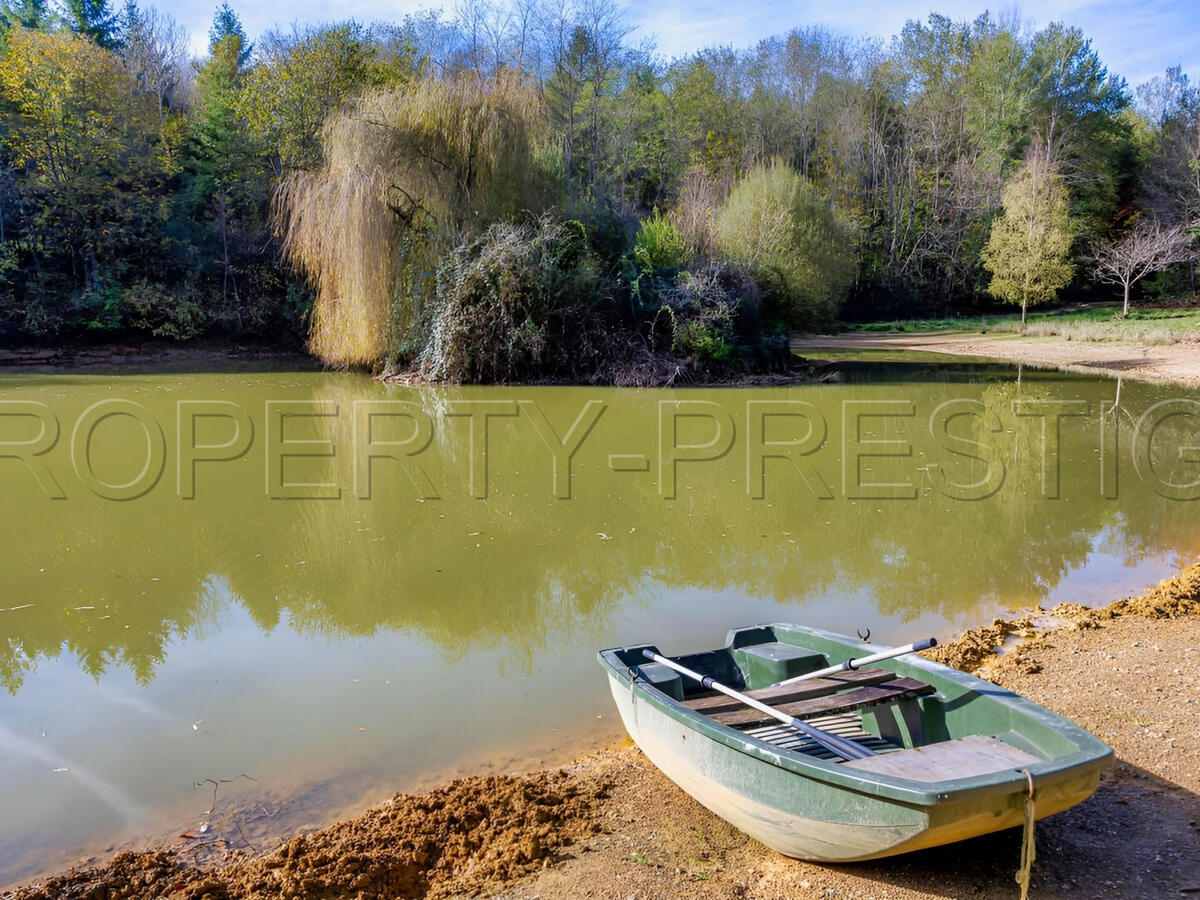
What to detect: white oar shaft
<box><xmin>641</xmin><ymin>650</ymin><xmax>874</xmax><ymax>760</ymax></box>
<box><xmin>777</xmin><ymin>638</ymin><xmax>937</xmax><ymax>687</ymax></box>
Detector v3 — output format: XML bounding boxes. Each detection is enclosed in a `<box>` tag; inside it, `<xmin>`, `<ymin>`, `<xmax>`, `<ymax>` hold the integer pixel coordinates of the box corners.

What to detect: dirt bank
<box><xmin>0</xmin><ymin>339</ymin><xmax>313</xmax><ymax>374</ymax></box>
<box><xmin>7</xmin><ymin>565</ymin><xmax>1200</xmax><ymax>899</ymax></box>
<box><xmin>792</xmin><ymin>332</ymin><xmax>1200</xmax><ymax>388</ymax></box>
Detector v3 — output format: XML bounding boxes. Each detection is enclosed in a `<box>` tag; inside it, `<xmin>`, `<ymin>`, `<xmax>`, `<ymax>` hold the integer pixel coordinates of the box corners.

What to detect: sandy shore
<box><xmin>791</xmin><ymin>332</ymin><xmax>1200</xmax><ymax>388</ymax></box>
<box><xmin>6</xmin><ymin>566</ymin><xmax>1199</xmax><ymax>899</ymax></box>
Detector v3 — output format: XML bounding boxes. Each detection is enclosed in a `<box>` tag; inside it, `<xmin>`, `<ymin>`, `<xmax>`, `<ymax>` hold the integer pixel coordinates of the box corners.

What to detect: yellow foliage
<box><xmin>982</xmin><ymin>150</ymin><xmax>1075</xmax><ymax>322</ymax></box>
<box><xmin>0</xmin><ymin>28</ymin><xmax>144</xmax><ymax>180</ymax></box>
<box><xmin>276</xmin><ymin>70</ymin><xmax>549</xmax><ymax>368</ymax></box>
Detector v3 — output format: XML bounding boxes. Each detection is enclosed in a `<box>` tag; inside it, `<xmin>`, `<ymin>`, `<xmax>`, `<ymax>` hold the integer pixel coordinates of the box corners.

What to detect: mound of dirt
<box><xmin>14</xmin><ymin>770</ymin><xmax>609</xmax><ymax>900</ymax></box>
<box><xmin>924</xmin><ymin>615</ymin><xmax>1033</xmax><ymax>673</ymax></box>
<box><xmin>8</xmin><ymin>850</ymin><xmax>216</xmax><ymax>899</ymax></box>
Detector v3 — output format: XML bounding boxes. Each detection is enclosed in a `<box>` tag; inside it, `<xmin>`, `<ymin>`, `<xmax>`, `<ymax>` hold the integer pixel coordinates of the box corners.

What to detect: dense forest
<box><xmin>0</xmin><ymin>0</ymin><xmax>1197</xmax><ymax>378</ymax></box>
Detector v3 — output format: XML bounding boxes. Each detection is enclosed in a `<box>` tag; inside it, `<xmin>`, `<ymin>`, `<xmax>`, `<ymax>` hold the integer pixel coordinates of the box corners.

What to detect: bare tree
<box><xmin>120</xmin><ymin>6</ymin><xmax>191</xmax><ymax>126</ymax></box>
<box><xmin>1093</xmin><ymin>219</ymin><xmax>1195</xmax><ymax>316</ymax></box>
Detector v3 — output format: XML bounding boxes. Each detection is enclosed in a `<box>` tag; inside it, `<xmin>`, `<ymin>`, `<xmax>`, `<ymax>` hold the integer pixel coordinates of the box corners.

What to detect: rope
<box><xmin>1016</xmin><ymin>768</ymin><xmax>1036</xmax><ymax>900</ymax></box>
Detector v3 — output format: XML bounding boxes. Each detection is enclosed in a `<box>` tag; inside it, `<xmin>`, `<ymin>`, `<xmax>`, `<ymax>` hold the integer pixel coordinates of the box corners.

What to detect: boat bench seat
<box><xmin>705</xmin><ymin>677</ymin><xmax>937</xmax><ymax>729</ymax></box>
<box><xmin>631</xmin><ymin>661</ymin><xmax>685</xmax><ymax>700</ymax></box>
<box><xmin>682</xmin><ymin>666</ymin><xmax>901</xmax><ymax>716</ymax></box>
<box><xmin>732</xmin><ymin>641</ymin><xmax>828</xmax><ymax>684</ymax></box>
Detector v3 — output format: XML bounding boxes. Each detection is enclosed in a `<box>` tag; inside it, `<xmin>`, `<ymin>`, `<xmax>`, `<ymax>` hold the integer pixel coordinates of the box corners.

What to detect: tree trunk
<box><xmin>1021</xmin><ymin>298</ymin><xmax>1027</xmax><ymax>329</ymax></box>
<box><xmin>1122</xmin><ymin>281</ymin><xmax>1130</xmax><ymax>317</ymax></box>
<box><xmin>219</xmin><ymin>199</ymin><xmax>230</xmax><ymax>306</ymax></box>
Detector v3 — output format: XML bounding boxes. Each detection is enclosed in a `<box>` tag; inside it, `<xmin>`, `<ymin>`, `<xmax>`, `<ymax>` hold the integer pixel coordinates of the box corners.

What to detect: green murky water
<box><xmin>1</xmin><ymin>359</ymin><xmax>1197</xmax><ymax>883</ymax></box>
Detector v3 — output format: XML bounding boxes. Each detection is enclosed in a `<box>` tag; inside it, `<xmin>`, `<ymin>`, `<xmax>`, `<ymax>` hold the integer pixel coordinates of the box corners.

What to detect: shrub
<box><xmin>654</xmin><ymin>263</ymin><xmax>770</xmax><ymax>366</ymax></box>
<box><xmin>417</xmin><ymin>216</ymin><xmax>611</xmax><ymax>382</ymax></box>
<box><xmin>670</xmin><ymin>318</ymin><xmax>733</xmax><ymax>362</ymax></box>
<box><xmin>633</xmin><ymin>209</ymin><xmax>688</xmax><ymax>272</ymax></box>
<box><xmin>121</xmin><ymin>281</ymin><xmax>208</xmax><ymax>339</ymax></box>
<box><xmin>71</xmin><ymin>285</ymin><xmax>123</xmax><ymax>332</ymax></box>
<box><xmin>713</xmin><ymin>160</ymin><xmax>853</xmax><ymax>328</ymax></box>
<box><xmin>672</xmin><ymin>165</ymin><xmax>724</xmax><ymax>258</ymax></box>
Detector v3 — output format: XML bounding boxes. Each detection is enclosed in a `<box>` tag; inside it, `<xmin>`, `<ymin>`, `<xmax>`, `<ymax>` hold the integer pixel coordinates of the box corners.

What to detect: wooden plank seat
<box><xmin>682</xmin><ymin>666</ymin><xmax>900</xmax><ymax>716</ymax></box>
<box><xmin>706</xmin><ymin>677</ymin><xmax>937</xmax><ymax>730</ymax></box>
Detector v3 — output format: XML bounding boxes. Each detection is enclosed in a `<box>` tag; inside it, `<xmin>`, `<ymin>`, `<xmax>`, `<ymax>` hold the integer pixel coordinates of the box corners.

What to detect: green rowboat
<box><xmin>597</xmin><ymin>623</ymin><xmax>1112</xmax><ymax>861</ymax></box>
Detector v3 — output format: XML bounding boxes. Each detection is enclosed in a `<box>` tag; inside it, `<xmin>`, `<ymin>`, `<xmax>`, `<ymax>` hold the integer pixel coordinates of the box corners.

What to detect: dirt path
<box><xmin>7</xmin><ymin>566</ymin><xmax>1200</xmax><ymax>900</ymax></box>
<box><xmin>792</xmin><ymin>332</ymin><xmax>1200</xmax><ymax>388</ymax></box>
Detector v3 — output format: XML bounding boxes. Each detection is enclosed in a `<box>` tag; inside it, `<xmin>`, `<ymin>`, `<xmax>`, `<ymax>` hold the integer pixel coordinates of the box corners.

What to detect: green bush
<box><xmin>633</xmin><ymin>209</ymin><xmax>688</xmax><ymax>272</ymax></box>
<box><xmin>121</xmin><ymin>281</ymin><xmax>208</xmax><ymax>340</ymax></box>
<box><xmin>713</xmin><ymin>160</ymin><xmax>853</xmax><ymax>328</ymax></box>
<box><xmin>670</xmin><ymin>318</ymin><xmax>733</xmax><ymax>362</ymax></box>
<box><xmin>72</xmin><ymin>285</ymin><xmax>124</xmax><ymax>332</ymax></box>
<box><xmin>655</xmin><ymin>263</ymin><xmax>767</xmax><ymax>366</ymax></box>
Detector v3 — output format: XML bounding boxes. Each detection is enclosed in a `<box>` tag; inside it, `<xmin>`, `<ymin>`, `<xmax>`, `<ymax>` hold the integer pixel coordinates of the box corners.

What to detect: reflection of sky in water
<box><xmin>1</xmin><ymin>366</ymin><xmax>1197</xmax><ymax>885</ymax></box>
<box><xmin>1042</xmin><ymin>525</ymin><xmax>1182</xmax><ymax>609</ymax></box>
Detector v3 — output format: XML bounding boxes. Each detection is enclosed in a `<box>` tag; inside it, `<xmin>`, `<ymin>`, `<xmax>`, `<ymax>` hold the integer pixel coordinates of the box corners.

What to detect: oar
<box><xmin>640</xmin><ymin>649</ymin><xmax>875</xmax><ymax>761</ymax></box>
<box><xmin>774</xmin><ymin>638</ymin><xmax>938</xmax><ymax>687</ymax></box>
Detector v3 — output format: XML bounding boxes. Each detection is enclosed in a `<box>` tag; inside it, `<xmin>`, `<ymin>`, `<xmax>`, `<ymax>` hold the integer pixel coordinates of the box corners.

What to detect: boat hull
<box><xmin>607</xmin><ymin>673</ymin><xmax>1102</xmax><ymax>861</ymax></box>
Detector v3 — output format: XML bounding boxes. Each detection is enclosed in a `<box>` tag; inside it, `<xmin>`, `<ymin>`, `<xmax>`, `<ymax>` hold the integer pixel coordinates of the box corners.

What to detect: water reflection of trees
<box><xmin>2</xmin><ymin>371</ymin><xmax>1198</xmax><ymax>692</ymax></box>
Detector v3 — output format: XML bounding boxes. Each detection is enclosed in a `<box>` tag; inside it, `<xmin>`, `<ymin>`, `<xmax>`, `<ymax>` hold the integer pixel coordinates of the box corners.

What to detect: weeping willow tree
<box><xmin>276</xmin><ymin>71</ymin><xmax>550</xmax><ymax>367</ymax></box>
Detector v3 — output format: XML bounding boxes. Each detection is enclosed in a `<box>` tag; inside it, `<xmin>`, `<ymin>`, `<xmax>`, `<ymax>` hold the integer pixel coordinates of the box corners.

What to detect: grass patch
<box><xmin>841</xmin><ymin>304</ymin><xmax>1200</xmax><ymax>344</ymax></box>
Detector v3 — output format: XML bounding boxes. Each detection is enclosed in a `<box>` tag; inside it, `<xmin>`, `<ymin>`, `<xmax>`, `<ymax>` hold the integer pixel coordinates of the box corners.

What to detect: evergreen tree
<box><xmin>189</xmin><ymin>30</ymin><xmax>253</xmax><ymax>303</ymax></box>
<box><xmin>117</xmin><ymin>0</ymin><xmax>140</xmax><ymax>43</ymax></box>
<box><xmin>0</xmin><ymin>0</ymin><xmax>50</xmax><ymax>33</ymax></box>
<box><xmin>209</xmin><ymin>1</ymin><xmax>250</xmax><ymax>65</ymax></box>
<box><xmin>61</xmin><ymin>0</ymin><xmax>121</xmax><ymax>48</ymax></box>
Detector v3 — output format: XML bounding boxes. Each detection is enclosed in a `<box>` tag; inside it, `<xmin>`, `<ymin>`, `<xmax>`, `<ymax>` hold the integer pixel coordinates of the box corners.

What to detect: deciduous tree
<box><xmin>1094</xmin><ymin>219</ymin><xmax>1194</xmax><ymax>315</ymax></box>
<box><xmin>981</xmin><ymin>147</ymin><xmax>1075</xmax><ymax>325</ymax></box>
<box><xmin>237</xmin><ymin>22</ymin><xmax>419</xmax><ymax>173</ymax></box>
<box><xmin>0</xmin><ymin>27</ymin><xmax>165</xmax><ymax>296</ymax></box>
<box><xmin>276</xmin><ymin>72</ymin><xmax>550</xmax><ymax>366</ymax></box>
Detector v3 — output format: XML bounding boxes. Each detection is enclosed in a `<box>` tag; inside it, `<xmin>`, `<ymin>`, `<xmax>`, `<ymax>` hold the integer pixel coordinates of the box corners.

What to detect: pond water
<box><xmin>1</xmin><ymin>359</ymin><xmax>1197</xmax><ymax>884</ymax></box>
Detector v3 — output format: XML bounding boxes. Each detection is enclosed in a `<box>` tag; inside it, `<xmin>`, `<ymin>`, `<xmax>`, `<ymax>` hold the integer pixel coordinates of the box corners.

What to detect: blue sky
<box><xmin>169</xmin><ymin>0</ymin><xmax>1197</xmax><ymax>89</ymax></box>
